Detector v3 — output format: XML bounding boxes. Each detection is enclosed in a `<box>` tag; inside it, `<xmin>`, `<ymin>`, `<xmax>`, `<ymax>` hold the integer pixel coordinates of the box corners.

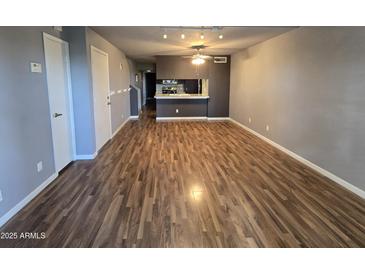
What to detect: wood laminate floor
<box><xmin>1</xmin><ymin>106</ymin><xmax>365</xmax><ymax>247</ymax></box>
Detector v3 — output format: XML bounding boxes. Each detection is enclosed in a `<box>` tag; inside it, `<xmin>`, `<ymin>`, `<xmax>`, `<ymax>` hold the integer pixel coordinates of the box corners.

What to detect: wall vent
<box><xmin>214</xmin><ymin>57</ymin><xmax>227</xmax><ymax>63</ymax></box>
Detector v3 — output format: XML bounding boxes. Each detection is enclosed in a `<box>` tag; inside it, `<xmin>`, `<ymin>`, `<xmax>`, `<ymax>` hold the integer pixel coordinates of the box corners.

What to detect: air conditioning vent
<box><xmin>214</xmin><ymin>57</ymin><xmax>227</xmax><ymax>63</ymax></box>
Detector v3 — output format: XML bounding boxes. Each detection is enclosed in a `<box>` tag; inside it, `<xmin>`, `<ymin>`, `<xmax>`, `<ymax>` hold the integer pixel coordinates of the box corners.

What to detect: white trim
<box><xmin>112</xmin><ymin>118</ymin><xmax>130</xmax><ymax>138</ymax></box>
<box><xmin>90</xmin><ymin>45</ymin><xmax>108</xmax><ymax>57</ymax></box>
<box><xmin>64</xmin><ymin>43</ymin><xmax>77</xmax><ymax>161</ymax></box>
<box><xmin>43</xmin><ymin>33</ymin><xmax>76</xmax><ymax>171</ymax></box>
<box><xmin>75</xmin><ymin>152</ymin><xmax>98</xmax><ymax>160</ymax></box>
<box><xmin>229</xmin><ymin>118</ymin><xmax>365</xmax><ymax>200</ymax></box>
<box><xmin>43</xmin><ymin>32</ymin><xmax>66</xmax><ymax>44</ymax></box>
<box><xmin>0</xmin><ymin>173</ymin><xmax>58</xmax><ymax>228</ymax></box>
<box><xmin>90</xmin><ymin>45</ymin><xmax>113</xmax><ymax>151</ymax></box>
<box><xmin>207</xmin><ymin>117</ymin><xmax>230</xmax><ymax>121</ymax></box>
<box><xmin>130</xmin><ymin>115</ymin><xmax>139</xmax><ymax>119</ymax></box>
<box><xmin>156</xmin><ymin>117</ymin><xmax>207</xmax><ymax>121</ymax></box>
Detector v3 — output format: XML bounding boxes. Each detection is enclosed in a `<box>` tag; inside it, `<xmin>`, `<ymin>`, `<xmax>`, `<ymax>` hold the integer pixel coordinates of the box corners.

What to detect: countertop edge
<box><xmin>154</xmin><ymin>95</ymin><xmax>210</xmax><ymax>99</ymax></box>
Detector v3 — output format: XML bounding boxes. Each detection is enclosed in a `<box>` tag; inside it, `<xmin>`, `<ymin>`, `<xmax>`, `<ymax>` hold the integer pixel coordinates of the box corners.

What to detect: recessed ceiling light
<box><xmin>219</xmin><ymin>34</ymin><xmax>223</xmax><ymax>39</ymax></box>
<box><xmin>163</xmin><ymin>34</ymin><xmax>167</xmax><ymax>39</ymax></box>
<box><xmin>181</xmin><ymin>33</ymin><xmax>185</xmax><ymax>39</ymax></box>
<box><xmin>200</xmin><ymin>33</ymin><xmax>204</xmax><ymax>39</ymax></box>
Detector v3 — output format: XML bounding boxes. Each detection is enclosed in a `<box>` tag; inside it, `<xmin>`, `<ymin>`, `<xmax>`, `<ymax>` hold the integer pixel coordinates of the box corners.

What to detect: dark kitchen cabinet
<box><xmin>183</xmin><ymin>79</ymin><xmax>199</xmax><ymax>93</ymax></box>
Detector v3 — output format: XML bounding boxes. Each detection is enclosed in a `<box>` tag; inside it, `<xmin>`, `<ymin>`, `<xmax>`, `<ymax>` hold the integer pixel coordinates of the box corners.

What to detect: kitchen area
<box><xmin>154</xmin><ymin>55</ymin><xmax>230</xmax><ymax>120</ymax></box>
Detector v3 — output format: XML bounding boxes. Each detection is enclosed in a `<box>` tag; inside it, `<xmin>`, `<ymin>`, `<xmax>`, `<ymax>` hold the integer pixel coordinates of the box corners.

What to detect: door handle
<box><xmin>53</xmin><ymin>113</ymin><xmax>63</xmax><ymax>118</ymax></box>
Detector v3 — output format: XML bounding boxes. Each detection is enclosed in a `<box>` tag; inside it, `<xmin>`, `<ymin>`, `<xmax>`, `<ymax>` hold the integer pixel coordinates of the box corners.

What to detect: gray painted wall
<box><xmin>127</xmin><ymin>59</ymin><xmax>140</xmax><ymax>88</ymax></box>
<box><xmin>86</xmin><ymin>28</ymin><xmax>131</xmax><ymax>133</ymax></box>
<box><xmin>127</xmin><ymin>58</ymin><xmax>141</xmax><ymax>115</ymax></box>
<box><xmin>208</xmin><ymin>56</ymin><xmax>230</xmax><ymax>117</ymax></box>
<box><xmin>129</xmin><ymin>85</ymin><xmax>139</xmax><ymax>116</ymax></box>
<box><xmin>230</xmin><ymin>27</ymin><xmax>365</xmax><ymax>191</ymax></box>
<box><xmin>156</xmin><ymin>56</ymin><xmax>209</xmax><ymax>79</ymax></box>
<box><xmin>0</xmin><ymin>27</ymin><xmax>64</xmax><ymax>218</ymax></box>
<box><xmin>63</xmin><ymin>27</ymin><xmax>96</xmax><ymax>155</ymax></box>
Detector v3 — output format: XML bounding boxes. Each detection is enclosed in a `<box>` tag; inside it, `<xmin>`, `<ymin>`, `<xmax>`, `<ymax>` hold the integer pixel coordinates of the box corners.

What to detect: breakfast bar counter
<box><xmin>155</xmin><ymin>93</ymin><xmax>209</xmax><ymax>119</ymax></box>
<box><xmin>154</xmin><ymin>93</ymin><xmax>210</xmax><ymax>99</ymax></box>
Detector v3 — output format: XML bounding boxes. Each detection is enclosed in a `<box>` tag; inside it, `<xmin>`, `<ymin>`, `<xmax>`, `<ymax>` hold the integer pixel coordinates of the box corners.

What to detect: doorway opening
<box><xmin>145</xmin><ymin>72</ymin><xmax>156</xmax><ymax>110</ymax></box>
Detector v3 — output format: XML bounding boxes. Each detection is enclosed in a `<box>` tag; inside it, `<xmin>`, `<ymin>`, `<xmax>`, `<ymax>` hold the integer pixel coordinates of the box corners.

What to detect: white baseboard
<box><xmin>156</xmin><ymin>117</ymin><xmax>207</xmax><ymax>121</ymax></box>
<box><xmin>0</xmin><ymin>172</ymin><xmax>58</xmax><ymax>228</ymax></box>
<box><xmin>156</xmin><ymin>117</ymin><xmax>230</xmax><ymax>121</ymax></box>
<box><xmin>229</xmin><ymin>118</ymin><xmax>365</xmax><ymax>200</ymax></box>
<box><xmin>207</xmin><ymin>117</ymin><xmax>230</xmax><ymax>121</ymax></box>
<box><xmin>130</xmin><ymin>115</ymin><xmax>139</xmax><ymax>119</ymax></box>
<box><xmin>75</xmin><ymin>151</ymin><xmax>98</xmax><ymax>160</ymax></box>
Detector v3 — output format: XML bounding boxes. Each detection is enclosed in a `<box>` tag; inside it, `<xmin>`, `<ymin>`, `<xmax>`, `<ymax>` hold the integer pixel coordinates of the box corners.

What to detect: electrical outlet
<box><xmin>266</xmin><ymin>125</ymin><xmax>270</xmax><ymax>132</ymax></box>
<box><xmin>176</xmin><ymin>109</ymin><xmax>179</xmax><ymax>113</ymax></box>
<box><xmin>248</xmin><ymin>117</ymin><xmax>252</xmax><ymax>123</ymax></box>
<box><xmin>0</xmin><ymin>190</ymin><xmax>3</xmax><ymax>202</ymax></box>
<box><xmin>37</xmin><ymin>161</ymin><xmax>43</xmax><ymax>172</ymax></box>
<box><xmin>122</xmin><ymin>114</ymin><xmax>124</xmax><ymax>119</ymax></box>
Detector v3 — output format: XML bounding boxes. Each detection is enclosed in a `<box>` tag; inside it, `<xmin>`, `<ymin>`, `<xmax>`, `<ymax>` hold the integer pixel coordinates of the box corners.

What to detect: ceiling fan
<box><xmin>182</xmin><ymin>45</ymin><xmax>213</xmax><ymax>65</ymax></box>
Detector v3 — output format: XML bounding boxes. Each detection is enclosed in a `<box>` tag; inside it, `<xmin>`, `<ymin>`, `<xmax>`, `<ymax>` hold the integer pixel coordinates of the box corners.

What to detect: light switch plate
<box><xmin>30</xmin><ymin>62</ymin><xmax>42</xmax><ymax>73</ymax></box>
<box><xmin>0</xmin><ymin>190</ymin><xmax>3</xmax><ymax>202</ymax></box>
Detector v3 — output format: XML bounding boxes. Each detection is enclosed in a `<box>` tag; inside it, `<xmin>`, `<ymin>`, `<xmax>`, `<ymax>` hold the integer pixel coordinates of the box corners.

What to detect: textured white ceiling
<box><xmin>91</xmin><ymin>26</ymin><xmax>295</xmax><ymax>62</ymax></box>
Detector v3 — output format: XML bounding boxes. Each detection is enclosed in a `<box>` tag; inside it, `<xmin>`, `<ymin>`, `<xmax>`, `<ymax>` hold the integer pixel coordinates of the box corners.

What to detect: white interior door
<box><xmin>43</xmin><ymin>33</ymin><xmax>74</xmax><ymax>172</ymax></box>
<box><xmin>91</xmin><ymin>46</ymin><xmax>112</xmax><ymax>151</ymax></box>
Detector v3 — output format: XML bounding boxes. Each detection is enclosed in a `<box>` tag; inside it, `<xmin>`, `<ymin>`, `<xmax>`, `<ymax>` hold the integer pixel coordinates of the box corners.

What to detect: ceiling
<box><xmin>91</xmin><ymin>26</ymin><xmax>295</xmax><ymax>63</ymax></box>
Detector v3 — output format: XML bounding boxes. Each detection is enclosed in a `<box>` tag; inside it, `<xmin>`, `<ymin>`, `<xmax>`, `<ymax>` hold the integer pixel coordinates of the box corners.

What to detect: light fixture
<box><xmin>200</xmin><ymin>33</ymin><xmax>204</xmax><ymax>39</ymax></box>
<box><xmin>219</xmin><ymin>34</ymin><xmax>223</xmax><ymax>39</ymax></box>
<box><xmin>181</xmin><ymin>33</ymin><xmax>185</xmax><ymax>39</ymax></box>
<box><xmin>192</xmin><ymin>57</ymin><xmax>205</xmax><ymax>65</ymax></box>
<box><xmin>163</xmin><ymin>34</ymin><xmax>167</xmax><ymax>39</ymax></box>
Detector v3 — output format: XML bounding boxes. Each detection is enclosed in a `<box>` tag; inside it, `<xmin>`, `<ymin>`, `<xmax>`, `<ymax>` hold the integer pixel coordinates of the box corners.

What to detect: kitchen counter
<box><xmin>155</xmin><ymin>93</ymin><xmax>209</xmax><ymax>99</ymax></box>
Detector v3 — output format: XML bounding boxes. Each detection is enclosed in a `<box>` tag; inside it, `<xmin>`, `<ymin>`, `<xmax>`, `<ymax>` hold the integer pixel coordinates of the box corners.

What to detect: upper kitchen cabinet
<box><xmin>156</xmin><ymin>56</ymin><xmax>209</xmax><ymax>79</ymax></box>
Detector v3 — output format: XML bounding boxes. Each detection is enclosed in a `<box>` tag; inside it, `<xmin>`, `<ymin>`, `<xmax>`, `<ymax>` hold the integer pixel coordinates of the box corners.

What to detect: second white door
<box><xmin>91</xmin><ymin>46</ymin><xmax>112</xmax><ymax>151</ymax></box>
